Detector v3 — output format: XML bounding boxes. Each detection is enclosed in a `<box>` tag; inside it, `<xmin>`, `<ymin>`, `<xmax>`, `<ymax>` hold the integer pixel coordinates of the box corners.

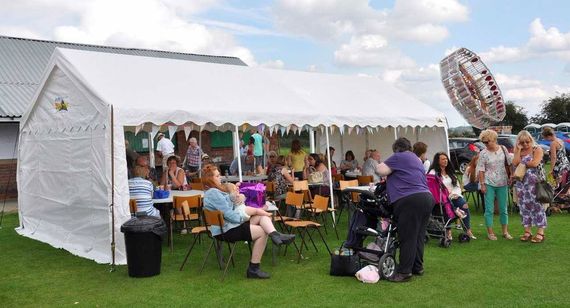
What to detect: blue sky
<box><xmin>2</xmin><ymin>0</ymin><xmax>569</xmax><ymax>127</ymax></box>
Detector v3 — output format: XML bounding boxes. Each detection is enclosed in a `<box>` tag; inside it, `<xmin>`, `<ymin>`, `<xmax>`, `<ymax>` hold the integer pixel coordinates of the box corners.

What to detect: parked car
<box><xmin>497</xmin><ymin>134</ymin><xmax>516</xmax><ymax>153</ymax></box>
<box><xmin>448</xmin><ymin>138</ymin><xmax>484</xmax><ymax>173</ymax></box>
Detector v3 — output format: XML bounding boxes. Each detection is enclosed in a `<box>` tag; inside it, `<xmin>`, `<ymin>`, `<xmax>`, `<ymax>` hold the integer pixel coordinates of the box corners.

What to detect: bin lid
<box><xmin>121</xmin><ymin>215</ymin><xmax>167</xmax><ymax>237</ymax></box>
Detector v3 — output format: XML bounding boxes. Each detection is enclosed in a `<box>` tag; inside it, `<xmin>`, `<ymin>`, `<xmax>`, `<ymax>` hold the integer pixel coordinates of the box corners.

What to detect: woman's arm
<box><xmin>205</xmin><ymin>189</ymin><xmax>245</xmax><ymax>223</ymax></box>
<box><xmin>281</xmin><ymin>167</ymin><xmax>295</xmax><ymax>184</ymax></box>
<box><xmin>375</xmin><ymin>162</ymin><xmax>392</xmax><ymax>176</ymax></box>
<box><xmin>526</xmin><ymin>146</ymin><xmax>543</xmax><ymax>168</ymax></box>
<box><xmin>550</xmin><ymin>140</ymin><xmax>558</xmax><ymax>169</ymax></box>
<box><xmin>172</xmin><ymin>169</ymin><xmax>185</xmax><ymax>189</ymax></box>
<box><xmin>478</xmin><ymin>170</ymin><xmax>486</xmax><ymax>193</ymax></box>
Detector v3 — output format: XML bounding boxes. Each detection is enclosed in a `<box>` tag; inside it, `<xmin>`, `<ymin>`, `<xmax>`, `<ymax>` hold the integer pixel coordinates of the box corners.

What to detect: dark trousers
<box><xmin>393</xmin><ymin>192</ymin><xmax>434</xmax><ymax>274</ymax></box>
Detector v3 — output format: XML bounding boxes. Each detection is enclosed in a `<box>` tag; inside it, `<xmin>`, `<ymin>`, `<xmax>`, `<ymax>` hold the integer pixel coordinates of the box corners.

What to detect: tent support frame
<box><xmin>110</xmin><ymin>105</ymin><xmax>116</xmax><ymax>272</ymax></box>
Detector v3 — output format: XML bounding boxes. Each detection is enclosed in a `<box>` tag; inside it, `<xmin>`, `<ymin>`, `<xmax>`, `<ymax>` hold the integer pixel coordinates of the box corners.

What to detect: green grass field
<box><xmin>1</xmin><ymin>206</ymin><xmax>569</xmax><ymax>307</ymax></box>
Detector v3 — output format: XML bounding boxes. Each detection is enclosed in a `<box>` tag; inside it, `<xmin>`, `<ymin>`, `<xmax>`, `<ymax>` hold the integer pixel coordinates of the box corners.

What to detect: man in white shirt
<box><xmin>156</xmin><ymin>133</ymin><xmax>175</xmax><ymax>170</ymax></box>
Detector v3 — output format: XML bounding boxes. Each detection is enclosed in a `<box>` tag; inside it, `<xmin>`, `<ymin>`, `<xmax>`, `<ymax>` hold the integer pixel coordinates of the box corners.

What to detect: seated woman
<box><xmin>128</xmin><ymin>165</ymin><xmax>160</xmax><ymax>217</ymax></box>
<box><xmin>340</xmin><ymin>150</ymin><xmax>359</xmax><ymax>174</ymax></box>
<box><xmin>163</xmin><ymin>155</ymin><xmax>187</xmax><ymax>190</ymax></box>
<box><xmin>303</xmin><ymin>153</ymin><xmax>330</xmax><ymax>196</ymax></box>
<box><xmin>428</xmin><ymin>152</ymin><xmax>476</xmax><ymax>239</ymax></box>
<box><xmin>201</xmin><ymin>164</ymin><xmax>295</xmax><ymax>279</ymax></box>
<box><xmin>267</xmin><ymin>155</ymin><xmax>295</xmax><ymax>199</ymax></box>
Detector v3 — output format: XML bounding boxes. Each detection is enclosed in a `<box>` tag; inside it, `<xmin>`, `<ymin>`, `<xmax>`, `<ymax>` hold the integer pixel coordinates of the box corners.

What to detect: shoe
<box><xmin>412</xmin><ymin>269</ymin><xmax>424</xmax><ymax>276</ymax></box>
<box><xmin>278</xmin><ymin>233</ymin><xmax>296</xmax><ymax>245</ymax></box>
<box><xmin>531</xmin><ymin>233</ymin><xmax>545</xmax><ymax>243</ymax></box>
<box><xmin>246</xmin><ymin>267</ymin><xmax>271</xmax><ymax>279</ymax></box>
<box><xmin>180</xmin><ymin>229</ymin><xmax>188</xmax><ymax>235</ymax></box>
<box><xmin>487</xmin><ymin>234</ymin><xmax>497</xmax><ymax>241</ymax></box>
<box><xmin>519</xmin><ymin>231</ymin><xmax>533</xmax><ymax>242</ymax></box>
<box><xmin>269</xmin><ymin>232</ymin><xmax>296</xmax><ymax>245</ymax></box>
<box><xmin>388</xmin><ymin>273</ymin><xmax>412</xmax><ymax>283</ymax></box>
<box><xmin>468</xmin><ymin>234</ymin><xmax>477</xmax><ymax>240</ymax></box>
<box><xmin>455</xmin><ymin>224</ymin><xmax>462</xmax><ymax>230</ymax></box>
<box><xmin>503</xmin><ymin>233</ymin><xmax>513</xmax><ymax>240</ymax></box>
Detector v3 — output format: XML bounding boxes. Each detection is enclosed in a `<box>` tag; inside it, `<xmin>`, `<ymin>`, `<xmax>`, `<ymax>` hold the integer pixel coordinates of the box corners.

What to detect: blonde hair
<box><xmin>516</xmin><ymin>130</ymin><xmax>536</xmax><ymax>147</ymax></box>
<box><xmin>479</xmin><ymin>129</ymin><xmax>498</xmax><ymax>142</ymax></box>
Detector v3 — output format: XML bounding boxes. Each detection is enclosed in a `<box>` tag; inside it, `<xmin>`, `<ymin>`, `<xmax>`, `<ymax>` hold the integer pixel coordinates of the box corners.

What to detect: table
<box><xmin>153</xmin><ymin>190</ymin><xmax>204</xmax><ymax>248</ymax></box>
<box><xmin>152</xmin><ymin>189</ymin><xmax>204</xmax><ymax>204</ymax></box>
<box><xmin>344</xmin><ymin>171</ymin><xmax>362</xmax><ymax>179</ymax></box>
<box><xmin>221</xmin><ymin>175</ymin><xmax>268</xmax><ymax>183</ymax></box>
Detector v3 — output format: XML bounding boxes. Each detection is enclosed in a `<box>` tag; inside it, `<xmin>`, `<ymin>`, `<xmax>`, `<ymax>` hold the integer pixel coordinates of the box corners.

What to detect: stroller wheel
<box><xmin>545</xmin><ymin>207</ymin><xmax>552</xmax><ymax>216</ymax></box>
<box><xmin>379</xmin><ymin>254</ymin><xmax>397</xmax><ymax>280</ymax></box>
<box><xmin>458</xmin><ymin>233</ymin><xmax>470</xmax><ymax>243</ymax></box>
<box><xmin>439</xmin><ymin>238</ymin><xmax>451</xmax><ymax>248</ymax></box>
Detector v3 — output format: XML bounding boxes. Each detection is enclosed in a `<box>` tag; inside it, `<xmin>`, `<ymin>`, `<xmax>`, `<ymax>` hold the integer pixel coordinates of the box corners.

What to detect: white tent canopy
<box><xmin>17</xmin><ymin>48</ymin><xmax>448</xmax><ymax>264</ymax></box>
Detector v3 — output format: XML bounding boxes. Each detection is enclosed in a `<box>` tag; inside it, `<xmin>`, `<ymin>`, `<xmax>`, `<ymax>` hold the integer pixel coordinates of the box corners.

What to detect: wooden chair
<box><xmin>264</xmin><ymin>180</ymin><xmax>276</xmax><ymax>201</ymax></box>
<box><xmin>129</xmin><ymin>199</ymin><xmax>138</xmax><ymax>217</ymax></box>
<box><xmin>189</xmin><ymin>182</ymin><xmax>205</xmax><ymax>190</ymax></box>
<box><xmin>332</xmin><ymin>174</ymin><xmax>345</xmax><ymax>182</ymax></box>
<box><xmin>306</xmin><ymin>195</ymin><xmax>338</xmax><ymax>239</ymax></box>
<box><xmin>170</xmin><ymin>195</ymin><xmax>202</xmax><ymax>251</ymax></box>
<box><xmin>338</xmin><ymin>179</ymin><xmax>359</xmax><ymax>223</ymax></box>
<box><xmin>357</xmin><ymin>175</ymin><xmax>373</xmax><ymax>186</ymax></box>
<box><xmin>292</xmin><ymin>180</ymin><xmax>313</xmax><ymax>212</ymax></box>
<box><xmin>199</xmin><ymin>209</ymin><xmax>251</xmax><ymax>281</ymax></box>
<box><xmin>191</xmin><ymin>177</ymin><xmax>202</xmax><ymax>183</ymax></box>
<box><xmin>283</xmin><ymin>193</ymin><xmax>331</xmax><ymax>262</ymax></box>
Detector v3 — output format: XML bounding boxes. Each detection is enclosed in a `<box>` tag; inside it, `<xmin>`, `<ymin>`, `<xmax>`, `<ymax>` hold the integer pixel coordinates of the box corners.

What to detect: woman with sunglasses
<box><xmin>476</xmin><ymin>129</ymin><xmax>513</xmax><ymax>240</ymax></box>
<box><xmin>512</xmin><ymin>131</ymin><xmax>546</xmax><ymax>243</ymax></box>
<box><xmin>542</xmin><ymin>127</ymin><xmax>570</xmax><ymax>189</ymax></box>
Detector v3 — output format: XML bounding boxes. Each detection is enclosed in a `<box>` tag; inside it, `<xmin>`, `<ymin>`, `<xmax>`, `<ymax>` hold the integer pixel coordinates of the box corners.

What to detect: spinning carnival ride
<box><xmin>440</xmin><ymin>48</ymin><xmax>505</xmax><ymax>129</ymax></box>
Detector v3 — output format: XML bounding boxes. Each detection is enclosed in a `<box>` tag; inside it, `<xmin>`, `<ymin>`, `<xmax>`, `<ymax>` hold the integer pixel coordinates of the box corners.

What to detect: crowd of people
<box><xmin>126</xmin><ymin>127</ymin><xmax>561</xmax><ymax>282</ymax></box>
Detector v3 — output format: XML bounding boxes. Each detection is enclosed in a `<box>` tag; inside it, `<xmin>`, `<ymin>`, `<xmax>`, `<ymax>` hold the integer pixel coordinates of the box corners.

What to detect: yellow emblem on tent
<box><xmin>54</xmin><ymin>97</ymin><xmax>69</xmax><ymax>111</ymax></box>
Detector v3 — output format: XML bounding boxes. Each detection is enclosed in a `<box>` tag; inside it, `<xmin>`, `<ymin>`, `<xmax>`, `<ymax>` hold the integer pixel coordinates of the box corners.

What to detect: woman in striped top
<box><xmin>129</xmin><ymin>165</ymin><xmax>160</xmax><ymax>217</ymax></box>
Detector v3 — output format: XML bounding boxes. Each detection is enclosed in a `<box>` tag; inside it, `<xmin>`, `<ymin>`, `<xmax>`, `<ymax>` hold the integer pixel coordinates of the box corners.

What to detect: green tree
<box><xmin>530</xmin><ymin>93</ymin><xmax>570</xmax><ymax>124</ymax></box>
<box><xmin>493</xmin><ymin>101</ymin><xmax>528</xmax><ymax>134</ymax></box>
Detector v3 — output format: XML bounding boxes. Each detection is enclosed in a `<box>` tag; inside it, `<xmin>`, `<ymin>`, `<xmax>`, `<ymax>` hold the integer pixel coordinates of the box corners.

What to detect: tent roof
<box><xmin>23</xmin><ymin>48</ymin><xmax>446</xmax><ymax>130</ymax></box>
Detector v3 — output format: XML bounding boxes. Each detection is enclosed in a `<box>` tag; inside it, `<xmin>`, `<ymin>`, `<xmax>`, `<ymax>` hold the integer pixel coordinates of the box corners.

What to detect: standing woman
<box><xmin>287</xmin><ymin>139</ymin><xmax>306</xmax><ymax>180</ymax></box>
<box><xmin>477</xmin><ymin>129</ymin><xmax>513</xmax><ymax>240</ymax></box>
<box><xmin>412</xmin><ymin>142</ymin><xmax>430</xmax><ymax>174</ymax></box>
<box><xmin>512</xmin><ymin>131</ymin><xmax>547</xmax><ymax>243</ymax></box>
<box><xmin>542</xmin><ymin>127</ymin><xmax>570</xmax><ymax>187</ymax></box>
<box><xmin>376</xmin><ymin>138</ymin><xmax>435</xmax><ymax>282</ymax></box>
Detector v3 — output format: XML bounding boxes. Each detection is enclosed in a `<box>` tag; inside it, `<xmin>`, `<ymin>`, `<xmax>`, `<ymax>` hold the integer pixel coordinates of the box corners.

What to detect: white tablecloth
<box><xmin>152</xmin><ymin>189</ymin><xmax>204</xmax><ymax>204</ymax></box>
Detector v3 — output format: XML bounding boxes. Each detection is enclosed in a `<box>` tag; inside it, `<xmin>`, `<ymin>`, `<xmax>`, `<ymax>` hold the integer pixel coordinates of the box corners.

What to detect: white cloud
<box><xmin>482</xmin><ymin>18</ymin><xmax>570</xmax><ymax>64</ymax></box>
<box><xmin>0</xmin><ymin>0</ymin><xmax>256</xmax><ymax>65</ymax></box>
<box><xmin>334</xmin><ymin>34</ymin><xmax>416</xmax><ymax>69</ymax></box>
<box><xmin>392</xmin><ymin>0</ymin><xmax>469</xmax><ymax>24</ymax></box>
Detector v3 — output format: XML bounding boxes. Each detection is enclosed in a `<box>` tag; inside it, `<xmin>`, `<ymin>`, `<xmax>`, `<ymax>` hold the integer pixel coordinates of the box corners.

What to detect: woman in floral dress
<box><xmin>512</xmin><ymin>130</ymin><xmax>546</xmax><ymax>243</ymax></box>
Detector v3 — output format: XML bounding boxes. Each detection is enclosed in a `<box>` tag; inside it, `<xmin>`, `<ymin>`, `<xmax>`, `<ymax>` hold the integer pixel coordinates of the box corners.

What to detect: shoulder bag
<box><xmin>501</xmin><ymin>146</ymin><xmax>512</xmax><ymax>179</ymax></box>
<box><xmin>535</xmin><ymin>157</ymin><xmax>553</xmax><ymax>203</ymax></box>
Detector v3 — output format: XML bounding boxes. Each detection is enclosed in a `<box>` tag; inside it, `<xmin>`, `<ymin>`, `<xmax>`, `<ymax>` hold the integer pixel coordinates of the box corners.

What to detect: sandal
<box><xmin>487</xmin><ymin>234</ymin><xmax>497</xmax><ymax>241</ymax></box>
<box><xmin>519</xmin><ymin>231</ymin><xmax>533</xmax><ymax>242</ymax></box>
<box><xmin>503</xmin><ymin>233</ymin><xmax>513</xmax><ymax>240</ymax></box>
<box><xmin>531</xmin><ymin>233</ymin><xmax>545</xmax><ymax>243</ymax></box>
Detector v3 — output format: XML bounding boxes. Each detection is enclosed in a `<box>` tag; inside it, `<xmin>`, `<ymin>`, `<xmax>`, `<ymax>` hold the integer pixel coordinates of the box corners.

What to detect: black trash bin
<box><xmin>121</xmin><ymin>214</ymin><xmax>167</xmax><ymax>277</ymax></box>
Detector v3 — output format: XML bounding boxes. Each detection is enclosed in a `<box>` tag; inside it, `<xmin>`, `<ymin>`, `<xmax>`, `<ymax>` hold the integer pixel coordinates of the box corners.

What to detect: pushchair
<box><xmin>426</xmin><ymin>174</ymin><xmax>470</xmax><ymax>247</ymax></box>
<box><xmin>343</xmin><ymin>183</ymin><xmax>399</xmax><ymax>280</ymax></box>
<box><xmin>548</xmin><ymin>169</ymin><xmax>570</xmax><ymax>215</ymax></box>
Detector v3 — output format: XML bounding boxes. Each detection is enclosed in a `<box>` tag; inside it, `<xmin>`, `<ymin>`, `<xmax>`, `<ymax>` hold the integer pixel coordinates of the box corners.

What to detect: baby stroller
<box><xmin>549</xmin><ymin>170</ymin><xmax>570</xmax><ymax>215</ymax></box>
<box><xmin>426</xmin><ymin>174</ymin><xmax>470</xmax><ymax>247</ymax></box>
<box><xmin>343</xmin><ymin>183</ymin><xmax>399</xmax><ymax>280</ymax></box>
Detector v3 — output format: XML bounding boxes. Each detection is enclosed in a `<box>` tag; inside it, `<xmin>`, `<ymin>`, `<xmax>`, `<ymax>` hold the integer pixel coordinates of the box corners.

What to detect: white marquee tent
<box><xmin>17</xmin><ymin>48</ymin><xmax>448</xmax><ymax>264</ymax></box>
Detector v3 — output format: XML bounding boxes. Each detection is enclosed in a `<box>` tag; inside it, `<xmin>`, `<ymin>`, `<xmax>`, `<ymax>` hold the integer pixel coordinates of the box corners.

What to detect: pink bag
<box><xmin>239</xmin><ymin>182</ymin><xmax>266</xmax><ymax>208</ymax></box>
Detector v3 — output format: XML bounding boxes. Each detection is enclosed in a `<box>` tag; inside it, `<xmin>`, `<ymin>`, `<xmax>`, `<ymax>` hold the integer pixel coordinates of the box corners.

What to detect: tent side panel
<box><xmin>17</xmin><ymin>67</ymin><xmax>126</xmax><ymax>264</ymax></box>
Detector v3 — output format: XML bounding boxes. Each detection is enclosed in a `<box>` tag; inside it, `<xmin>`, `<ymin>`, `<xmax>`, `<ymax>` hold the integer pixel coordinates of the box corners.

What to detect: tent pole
<box><xmin>365</xmin><ymin>129</ymin><xmax>369</xmax><ymax>154</ymax></box>
<box><xmin>325</xmin><ymin>127</ymin><xmax>336</xmax><ymax>223</ymax></box>
<box><xmin>235</xmin><ymin>126</ymin><xmax>243</xmax><ymax>182</ymax></box>
<box><xmin>198</xmin><ymin>126</ymin><xmax>202</xmax><ymax>178</ymax></box>
<box><xmin>0</xmin><ymin>130</ymin><xmax>18</xmax><ymax>229</ymax></box>
<box><xmin>309</xmin><ymin>128</ymin><xmax>315</xmax><ymax>153</ymax></box>
<box><xmin>110</xmin><ymin>105</ymin><xmax>116</xmax><ymax>272</ymax></box>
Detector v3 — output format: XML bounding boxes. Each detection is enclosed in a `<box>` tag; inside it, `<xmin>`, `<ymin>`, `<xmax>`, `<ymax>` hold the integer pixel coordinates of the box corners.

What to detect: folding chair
<box><xmin>264</xmin><ymin>180</ymin><xmax>276</xmax><ymax>201</ymax></box>
<box><xmin>170</xmin><ymin>195</ymin><xmax>202</xmax><ymax>251</ymax></box>
<box><xmin>293</xmin><ymin>180</ymin><xmax>313</xmax><ymax>214</ymax></box>
<box><xmin>189</xmin><ymin>182</ymin><xmax>205</xmax><ymax>190</ymax></box>
<box><xmin>199</xmin><ymin>209</ymin><xmax>251</xmax><ymax>282</ymax></box>
<box><xmin>306</xmin><ymin>195</ymin><xmax>339</xmax><ymax>239</ymax></box>
<box><xmin>129</xmin><ymin>199</ymin><xmax>138</xmax><ymax>217</ymax></box>
<box><xmin>338</xmin><ymin>179</ymin><xmax>359</xmax><ymax>223</ymax></box>
<box><xmin>357</xmin><ymin>175</ymin><xmax>373</xmax><ymax>186</ymax></box>
<box><xmin>283</xmin><ymin>192</ymin><xmax>330</xmax><ymax>263</ymax></box>
<box><xmin>179</xmin><ymin>212</ymin><xmax>209</xmax><ymax>271</ymax></box>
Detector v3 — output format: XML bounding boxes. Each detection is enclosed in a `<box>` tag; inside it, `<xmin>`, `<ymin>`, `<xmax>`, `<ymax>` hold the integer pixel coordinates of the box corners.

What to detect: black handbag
<box><xmin>535</xmin><ymin>180</ymin><xmax>553</xmax><ymax>203</ymax></box>
<box><xmin>535</xmin><ymin>162</ymin><xmax>553</xmax><ymax>203</ymax></box>
<box><xmin>329</xmin><ymin>247</ymin><xmax>360</xmax><ymax>276</ymax></box>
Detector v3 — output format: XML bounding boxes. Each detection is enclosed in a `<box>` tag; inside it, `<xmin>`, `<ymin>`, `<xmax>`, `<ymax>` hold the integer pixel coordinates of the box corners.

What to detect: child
<box><xmin>223</xmin><ymin>183</ymin><xmax>250</xmax><ymax>221</ymax></box>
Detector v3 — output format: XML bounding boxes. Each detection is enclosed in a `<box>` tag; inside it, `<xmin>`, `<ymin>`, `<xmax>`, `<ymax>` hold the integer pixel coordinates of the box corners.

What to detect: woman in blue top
<box><xmin>202</xmin><ymin>164</ymin><xmax>295</xmax><ymax>279</ymax></box>
<box><xmin>376</xmin><ymin>138</ymin><xmax>435</xmax><ymax>282</ymax></box>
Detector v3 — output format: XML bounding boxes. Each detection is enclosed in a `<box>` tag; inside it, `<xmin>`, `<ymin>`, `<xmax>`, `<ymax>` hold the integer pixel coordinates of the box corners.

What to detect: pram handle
<box><xmin>343</xmin><ymin>188</ymin><xmax>377</xmax><ymax>200</ymax></box>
